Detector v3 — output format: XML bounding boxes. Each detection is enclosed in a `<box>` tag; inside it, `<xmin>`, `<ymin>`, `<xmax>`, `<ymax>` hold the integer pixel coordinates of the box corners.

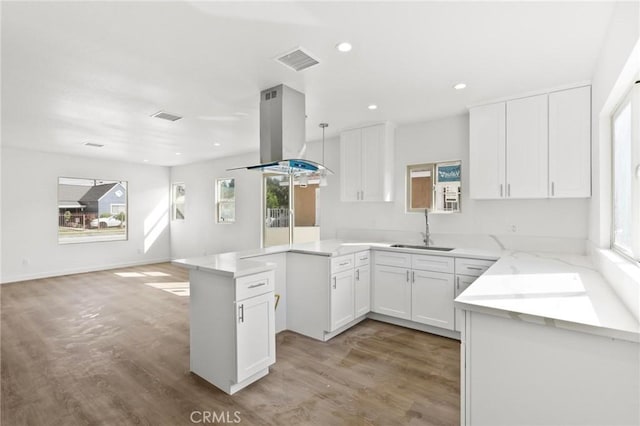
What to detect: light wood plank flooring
<box><xmin>1</xmin><ymin>263</ymin><xmax>460</xmax><ymax>425</ymax></box>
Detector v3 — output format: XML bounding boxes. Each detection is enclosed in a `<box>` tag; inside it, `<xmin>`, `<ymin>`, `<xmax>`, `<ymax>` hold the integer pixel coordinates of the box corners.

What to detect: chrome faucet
<box><xmin>421</xmin><ymin>208</ymin><xmax>432</xmax><ymax>246</ymax></box>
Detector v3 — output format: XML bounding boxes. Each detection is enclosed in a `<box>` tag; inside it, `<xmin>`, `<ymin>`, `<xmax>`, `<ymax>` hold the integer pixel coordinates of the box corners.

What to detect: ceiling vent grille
<box><xmin>151</xmin><ymin>111</ymin><xmax>183</xmax><ymax>122</ymax></box>
<box><xmin>276</xmin><ymin>47</ymin><xmax>319</xmax><ymax>72</ymax></box>
<box><xmin>84</xmin><ymin>142</ymin><xmax>104</xmax><ymax>148</ymax></box>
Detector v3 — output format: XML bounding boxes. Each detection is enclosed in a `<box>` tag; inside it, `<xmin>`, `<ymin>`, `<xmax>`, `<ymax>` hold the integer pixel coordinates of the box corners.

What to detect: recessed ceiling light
<box><xmin>175</xmin><ymin>152</ymin><xmax>182</xmax><ymax>156</ymax></box>
<box><xmin>213</xmin><ymin>143</ymin><xmax>221</xmax><ymax>147</ymax></box>
<box><xmin>336</xmin><ymin>42</ymin><xmax>352</xmax><ymax>53</ymax></box>
<box><xmin>453</xmin><ymin>83</ymin><xmax>467</xmax><ymax>90</ymax></box>
<box><xmin>143</xmin><ymin>159</ymin><xmax>149</xmax><ymax>163</ymax></box>
<box><xmin>368</xmin><ymin>104</ymin><xmax>378</xmax><ymax>110</ymax></box>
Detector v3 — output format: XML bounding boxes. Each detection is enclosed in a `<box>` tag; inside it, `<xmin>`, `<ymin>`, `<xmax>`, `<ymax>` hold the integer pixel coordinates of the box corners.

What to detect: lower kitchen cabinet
<box><xmin>412</xmin><ymin>270</ymin><xmax>455</xmax><ymax>330</ymax></box>
<box><xmin>236</xmin><ymin>291</ymin><xmax>276</xmax><ymax>382</ymax></box>
<box><xmin>454</xmin><ymin>275</ymin><xmax>476</xmax><ymax>332</ymax></box>
<box><xmin>330</xmin><ymin>269</ymin><xmax>355</xmax><ymax>330</ymax></box>
<box><xmin>373</xmin><ymin>264</ymin><xmax>411</xmax><ymax>320</ymax></box>
<box><xmin>354</xmin><ymin>264</ymin><xmax>371</xmax><ymax>317</ymax></box>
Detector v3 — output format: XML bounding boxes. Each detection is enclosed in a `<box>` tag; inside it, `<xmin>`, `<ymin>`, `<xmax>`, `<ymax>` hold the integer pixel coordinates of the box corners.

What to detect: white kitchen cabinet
<box><xmin>506</xmin><ymin>94</ymin><xmax>549</xmax><ymax>199</ymax></box>
<box><xmin>189</xmin><ymin>268</ymin><xmax>276</xmax><ymax>395</ymax></box>
<box><xmin>330</xmin><ymin>269</ymin><xmax>355</xmax><ymax>331</ymax></box>
<box><xmin>469</xmin><ymin>102</ymin><xmax>506</xmax><ymax>199</ymax></box>
<box><xmin>454</xmin><ymin>257</ymin><xmax>495</xmax><ymax>332</ymax></box>
<box><xmin>454</xmin><ymin>275</ymin><xmax>476</xmax><ymax>333</ymax></box>
<box><xmin>469</xmin><ymin>85</ymin><xmax>591</xmax><ymax>200</ymax></box>
<box><xmin>373</xmin><ymin>264</ymin><xmax>411</xmax><ymax>320</ymax></box>
<box><xmin>340</xmin><ymin>122</ymin><xmax>395</xmax><ymax>202</ymax></box>
<box><xmin>354</xmin><ymin>251</ymin><xmax>371</xmax><ymax>317</ymax></box>
<box><xmin>411</xmin><ymin>269</ymin><xmax>455</xmax><ymax>330</ymax></box>
<box><xmin>549</xmin><ymin>86</ymin><xmax>591</xmax><ymax>198</ymax></box>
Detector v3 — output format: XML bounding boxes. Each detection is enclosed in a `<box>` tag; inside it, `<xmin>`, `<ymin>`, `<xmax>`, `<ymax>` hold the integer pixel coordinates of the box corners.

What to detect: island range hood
<box><xmin>229</xmin><ymin>84</ymin><xmax>332</xmax><ymax>176</ymax></box>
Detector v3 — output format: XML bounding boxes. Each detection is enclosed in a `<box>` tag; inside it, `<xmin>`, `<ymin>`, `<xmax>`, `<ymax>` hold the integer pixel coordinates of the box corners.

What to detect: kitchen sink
<box><xmin>390</xmin><ymin>244</ymin><xmax>454</xmax><ymax>252</ymax></box>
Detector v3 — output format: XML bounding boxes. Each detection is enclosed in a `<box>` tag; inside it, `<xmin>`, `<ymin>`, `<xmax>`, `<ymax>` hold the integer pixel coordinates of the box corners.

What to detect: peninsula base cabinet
<box><xmin>288</xmin><ymin>251</ymin><xmax>371</xmax><ymax>341</ymax></box>
<box><xmin>461</xmin><ymin>311</ymin><xmax>640</xmax><ymax>426</ymax></box>
<box><xmin>189</xmin><ymin>269</ymin><xmax>276</xmax><ymax>395</ymax></box>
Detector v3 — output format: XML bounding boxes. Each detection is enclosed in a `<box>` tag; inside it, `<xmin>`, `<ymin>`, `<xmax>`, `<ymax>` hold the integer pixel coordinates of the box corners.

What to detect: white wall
<box><xmin>1</xmin><ymin>147</ymin><xmax>171</xmax><ymax>283</ymax></box>
<box><xmin>589</xmin><ymin>1</ymin><xmax>640</xmax><ymax>247</ymax></box>
<box><xmin>169</xmin><ymin>152</ymin><xmax>262</xmax><ymax>259</ymax></box>
<box><xmin>311</xmin><ymin>115</ymin><xmax>590</xmax><ymax>245</ymax></box>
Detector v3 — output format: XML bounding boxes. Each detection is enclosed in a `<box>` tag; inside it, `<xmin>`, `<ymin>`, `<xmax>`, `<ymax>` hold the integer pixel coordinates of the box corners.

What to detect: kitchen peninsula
<box><xmin>175</xmin><ymin>240</ymin><xmax>639</xmax><ymax>425</ymax></box>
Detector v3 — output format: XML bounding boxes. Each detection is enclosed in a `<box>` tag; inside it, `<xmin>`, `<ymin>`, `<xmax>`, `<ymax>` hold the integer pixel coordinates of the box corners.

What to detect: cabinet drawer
<box><xmin>411</xmin><ymin>254</ymin><xmax>454</xmax><ymax>273</ymax></box>
<box><xmin>236</xmin><ymin>271</ymin><xmax>274</xmax><ymax>301</ymax></box>
<box><xmin>354</xmin><ymin>250</ymin><xmax>370</xmax><ymax>267</ymax></box>
<box><xmin>455</xmin><ymin>258</ymin><xmax>495</xmax><ymax>277</ymax></box>
<box><xmin>331</xmin><ymin>254</ymin><xmax>354</xmax><ymax>274</ymax></box>
<box><xmin>375</xmin><ymin>251</ymin><xmax>411</xmax><ymax>268</ymax></box>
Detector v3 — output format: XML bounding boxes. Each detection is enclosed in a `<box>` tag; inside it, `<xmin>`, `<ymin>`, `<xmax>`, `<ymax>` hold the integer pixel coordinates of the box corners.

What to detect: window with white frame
<box><xmin>216</xmin><ymin>178</ymin><xmax>235</xmax><ymax>223</ymax></box>
<box><xmin>172</xmin><ymin>183</ymin><xmax>186</xmax><ymax>220</ymax></box>
<box><xmin>612</xmin><ymin>82</ymin><xmax>639</xmax><ymax>261</ymax></box>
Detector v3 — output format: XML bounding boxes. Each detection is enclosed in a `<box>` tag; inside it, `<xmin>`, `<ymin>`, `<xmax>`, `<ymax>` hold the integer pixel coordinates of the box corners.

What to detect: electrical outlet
<box><xmin>510</xmin><ymin>225</ymin><xmax>517</xmax><ymax>233</ymax></box>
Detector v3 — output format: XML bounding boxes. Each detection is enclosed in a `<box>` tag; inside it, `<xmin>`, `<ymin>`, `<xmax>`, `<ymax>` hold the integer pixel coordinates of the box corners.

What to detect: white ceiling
<box><xmin>1</xmin><ymin>1</ymin><xmax>615</xmax><ymax>166</ymax></box>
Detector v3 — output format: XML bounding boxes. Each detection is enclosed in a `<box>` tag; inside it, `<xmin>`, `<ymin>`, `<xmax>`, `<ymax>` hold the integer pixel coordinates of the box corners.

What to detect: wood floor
<box><xmin>1</xmin><ymin>263</ymin><xmax>460</xmax><ymax>426</ymax></box>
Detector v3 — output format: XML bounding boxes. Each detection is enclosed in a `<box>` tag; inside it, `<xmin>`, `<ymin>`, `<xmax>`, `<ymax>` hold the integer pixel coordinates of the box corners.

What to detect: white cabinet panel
<box><xmin>330</xmin><ymin>269</ymin><xmax>355</xmax><ymax>331</ymax></box>
<box><xmin>340</xmin><ymin>123</ymin><xmax>395</xmax><ymax>202</ymax></box>
<box><xmin>236</xmin><ymin>291</ymin><xmax>276</xmax><ymax>382</ymax></box>
<box><xmin>331</xmin><ymin>254</ymin><xmax>354</xmax><ymax>274</ymax></box>
<box><xmin>340</xmin><ymin>128</ymin><xmax>362</xmax><ymax>201</ymax></box>
<box><xmin>373</xmin><ymin>265</ymin><xmax>411</xmax><ymax>320</ymax></box>
<box><xmin>412</xmin><ymin>253</ymin><xmax>455</xmax><ymax>273</ymax></box>
<box><xmin>506</xmin><ymin>94</ymin><xmax>549</xmax><ymax>199</ymax></box>
<box><xmin>469</xmin><ymin>102</ymin><xmax>506</xmax><ymax>199</ymax></box>
<box><xmin>374</xmin><ymin>251</ymin><xmax>411</xmax><ymax>268</ymax></box>
<box><xmin>355</xmin><ymin>264</ymin><xmax>371</xmax><ymax>317</ymax></box>
<box><xmin>549</xmin><ymin>86</ymin><xmax>591</xmax><ymax>198</ymax></box>
<box><xmin>454</xmin><ymin>258</ymin><xmax>495</xmax><ymax>278</ymax></box>
<box><xmin>411</xmin><ymin>270</ymin><xmax>455</xmax><ymax>330</ymax></box>
<box><xmin>454</xmin><ymin>274</ymin><xmax>477</xmax><ymax>332</ymax></box>
<box><xmin>354</xmin><ymin>250</ymin><xmax>370</xmax><ymax>267</ymax></box>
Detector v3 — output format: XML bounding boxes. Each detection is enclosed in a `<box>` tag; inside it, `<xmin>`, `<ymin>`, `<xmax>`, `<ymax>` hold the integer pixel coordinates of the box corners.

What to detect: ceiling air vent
<box><xmin>276</xmin><ymin>47</ymin><xmax>319</xmax><ymax>72</ymax></box>
<box><xmin>83</xmin><ymin>142</ymin><xmax>104</xmax><ymax>148</ymax></box>
<box><xmin>151</xmin><ymin>111</ymin><xmax>183</xmax><ymax>122</ymax></box>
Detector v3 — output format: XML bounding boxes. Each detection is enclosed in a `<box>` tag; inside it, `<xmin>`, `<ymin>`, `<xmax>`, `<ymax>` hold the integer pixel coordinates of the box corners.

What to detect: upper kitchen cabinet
<box><xmin>340</xmin><ymin>122</ymin><xmax>395</xmax><ymax>202</ymax></box>
<box><xmin>469</xmin><ymin>103</ymin><xmax>506</xmax><ymax>199</ymax></box>
<box><xmin>469</xmin><ymin>85</ymin><xmax>591</xmax><ymax>200</ymax></box>
<box><xmin>506</xmin><ymin>94</ymin><xmax>549</xmax><ymax>199</ymax></box>
<box><xmin>548</xmin><ymin>86</ymin><xmax>591</xmax><ymax>198</ymax></box>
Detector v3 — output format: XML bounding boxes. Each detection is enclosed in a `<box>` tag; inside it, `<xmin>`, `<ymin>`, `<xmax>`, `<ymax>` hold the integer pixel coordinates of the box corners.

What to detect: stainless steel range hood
<box><xmin>229</xmin><ymin>84</ymin><xmax>332</xmax><ymax>176</ymax></box>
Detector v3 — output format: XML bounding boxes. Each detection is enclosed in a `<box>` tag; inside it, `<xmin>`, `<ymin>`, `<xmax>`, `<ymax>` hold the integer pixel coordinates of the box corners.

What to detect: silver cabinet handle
<box><xmin>333</xmin><ymin>276</ymin><xmax>337</xmax><ymax>289</ymax></box>
<box><xmin>406</xmin><ymin>270</ymin><xmax>410</xmax><ymax>282</ymax></box>
<box><xmin>500</xmin><ymin>184</ymin><xmax>503</xmax><ymax>197</ymax></box>
<box><xmin>356</xmin><ymin>269</ymin><xmax>360</xmax><ymax>280</ymax></box>
<box><xmin>551</xmin><ymin>181</ymin><xmax>555</xmax><ymax>196</ymax></box>
<box><xmin>248</xmin><ymin>282</ymin><xmax>266</xmax><ymax>289</ymax></box>
<box><xmin>457</xmin><ymin>276</ymin><xmax>460</xmax><ymax>290</ymax></box>
<box><xmin>412</xmin><ymin>270</ymin><xmax>415</xmax><ymax>283</ymax></box>
<box><xmin>238</xmin><ymin>304</ymin><xmax>244</xmax><ymax>323</ymax></box>
<box><xmin>467</xmin><ymin>266</ymin><xmax>483</xmax><ymax>271</ymax></box>
<box><xmin>507</xmin><ymin>183</ymin><xmax>511</xmax><ymax>197</ymax></box>
<box><xmin>339</xmin><ymin>261</ymin><xmax>349</xmax><ymax>266</ymax></box>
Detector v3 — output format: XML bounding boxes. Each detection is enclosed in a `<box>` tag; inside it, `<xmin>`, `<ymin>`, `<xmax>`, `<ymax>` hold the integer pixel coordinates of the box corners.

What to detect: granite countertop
<box><xmin>454</xmin><ymin>251</ymin><xmax>640</xmax><ymax>343</ymax></box>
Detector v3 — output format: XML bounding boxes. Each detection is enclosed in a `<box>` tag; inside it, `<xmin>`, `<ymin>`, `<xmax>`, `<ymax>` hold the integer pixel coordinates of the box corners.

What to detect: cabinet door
<box><xmin>455</xmin><ymin>275</ymin><xmax>477</xmax><ymax>332</ymax></box>
<box><xmin>469</xmin><ymin>102</ymin><xmax>506</xmax><ymax>199</ymax></box>
<box><xmin>236</xmin><ymin>292</ymin><xmax>275</xmax><ymax>382</ymax></box>
<box><xmin>549</xmin><ymin>86</ymin><xmax>591</xmax><ymax>198</ymax></box>
<box><xmin>411</xmin><ymin>270</ymin><xmax>454</xmax><ymax>330</ymax></box>
<box><xmin>330</xmin><ymin>269</ymin><xmax>355</xmax><ymax>331</ymax></box>
<box><xmin>373</xmin><ymin>265</ymin><xmax>411</xmax><ymax>320</ymax></box>
<box><xmin>354</xmin><ymin>265</ymin><xmax>371</xmax><ymax>317</ymax></box>
<box><xmin>361</xmin><ymin>124</ymin><xmax>385</xmax><ymax>201</ymax></box>
<box><xmin>340</xmin><ymin>128</ymin><xmax>362</xmax><ymax>201</ymax></box>
<box><xmin>506</xmin><ymin>94</ymin><xmax>548</xmax><ymax>198</ymax></box>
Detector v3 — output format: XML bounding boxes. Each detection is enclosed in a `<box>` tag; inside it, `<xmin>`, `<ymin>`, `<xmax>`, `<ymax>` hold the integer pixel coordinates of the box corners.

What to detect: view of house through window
<box><xmin>612</xmin><ymin>84</ymin><xmax>639</xmax><ymax>261</ymax></box>
<box><xmin>407</xmin><ymin>161</ymin><xmax>461</xmax><ymax>213</ymax></box>
<box><xmin>216</xmin><ymin>178</ymin><xmax>235</xmax><ymax>223</ymax></box>
<box><xmin>172</xmin><ymin>183</ymin><xmax>186</xmax><ymax>220</ymax></box>
<box><xmin>58</xmin><ymin>177</ymin><xmax>128</xmax><ymax>244</ymax></box>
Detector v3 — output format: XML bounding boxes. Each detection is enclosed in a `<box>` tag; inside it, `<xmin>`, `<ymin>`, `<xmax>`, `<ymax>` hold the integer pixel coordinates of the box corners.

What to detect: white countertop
<box><xmin>455</xmin><ymin>251</ymin><xmax>640</xmax><ymax>342</ymax></box>
<box><xmin>173</xmin><ymin>240</ymin><xmax>639</xmax><ymax>342</ymax></box>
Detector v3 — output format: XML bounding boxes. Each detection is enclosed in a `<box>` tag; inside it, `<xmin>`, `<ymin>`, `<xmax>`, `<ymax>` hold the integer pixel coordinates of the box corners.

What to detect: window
<box><xmin>612</xmin><ymin>83</ymin><xmax>639</xmax><ymax>261</ymax></box>
<box><xmin>172</xmin><ymin>183</ymin><xmax>185</xmax><ymax>220</ymax></box>
<box><xmin>58</xmin><ymin>177</ymin><xmax>128</xmax><ymax>244</ymax></box>
<box><xmin>406</xmin><ymin>161</ymin><xmax>461</xmax><ymax>213</ymax></box>
<box><xmin>216</xmin><ymin>178</ymin><xmax>235</xmax><ymax>223</ymax></box>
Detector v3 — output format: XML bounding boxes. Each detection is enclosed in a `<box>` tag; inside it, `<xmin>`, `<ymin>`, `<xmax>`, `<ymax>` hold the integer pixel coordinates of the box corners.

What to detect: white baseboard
<box><xmin>1</xmin><ymin>257</ymin><xmax>173</xmax><ymax>284</ymax></box>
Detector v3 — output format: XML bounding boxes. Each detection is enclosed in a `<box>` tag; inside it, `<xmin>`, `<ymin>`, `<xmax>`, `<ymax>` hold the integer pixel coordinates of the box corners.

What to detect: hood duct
<box><xmin>229</xmin><ymin>84</ymin><xmax>332</xmax><ymax>176</ymax></box>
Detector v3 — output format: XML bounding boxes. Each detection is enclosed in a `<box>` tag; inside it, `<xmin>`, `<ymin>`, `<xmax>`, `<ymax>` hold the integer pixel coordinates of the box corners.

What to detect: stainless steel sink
<box><xmin>390</xmin><ymin>244</ymin><xmax>454</xmax><ymax>252</ymax></box>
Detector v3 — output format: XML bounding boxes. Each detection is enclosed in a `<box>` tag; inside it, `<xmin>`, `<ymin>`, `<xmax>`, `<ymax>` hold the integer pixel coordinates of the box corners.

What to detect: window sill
<box><xmin>591</xmin><ymin>246</ymin><xmax>640</xmax><ymax>323</ymax></box>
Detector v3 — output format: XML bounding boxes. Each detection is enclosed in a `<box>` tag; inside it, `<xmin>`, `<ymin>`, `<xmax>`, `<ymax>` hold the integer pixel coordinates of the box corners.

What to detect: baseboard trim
<box><xmin>367</xmin><ymin>312</ymin><xmax>461</xmax><ymax>340</ymax></box>
<box><xmin>1</xmin><ymin>257</ymin><xmax>173</xmax><ymax>284</ymax></box>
